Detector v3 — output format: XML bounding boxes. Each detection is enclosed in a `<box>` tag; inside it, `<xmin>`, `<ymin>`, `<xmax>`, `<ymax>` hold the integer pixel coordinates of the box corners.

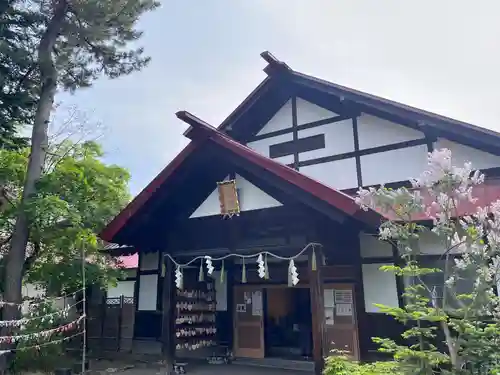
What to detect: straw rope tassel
<box><xmin>242</xmin><ymin>258</ymin><xmax>247</xmax><ymax>283</ymax></box>
<box><xmin>311</xmin><ymin>246</ymin><xmax>317</xmax><ymax>271</ymax></box>
<box><xmin>198</xmin><ymin>259</ymin><xmax>204</xmax><ymax>282</ymax></box>
<box><xmin>264</xmin><ymin>254</ymin><xmax>269</xmax><ymax>280</ymax></box>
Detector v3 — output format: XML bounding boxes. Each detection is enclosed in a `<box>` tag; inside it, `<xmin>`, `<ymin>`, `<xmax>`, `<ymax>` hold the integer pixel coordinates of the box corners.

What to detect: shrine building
<box><xmin>99</xmin><ymin>52</ymin><xmax>500</xmax><ymax>374</ymax></box>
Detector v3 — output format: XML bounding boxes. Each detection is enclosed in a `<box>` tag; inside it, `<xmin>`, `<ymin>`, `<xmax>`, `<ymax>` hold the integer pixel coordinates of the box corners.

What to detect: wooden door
<box><xmin>322</xmin><ymin>283</ymin><xmax>360</xmax><ymax>360</ymax></box>
<box><xmin>233</xmin><ymin>285</ymin><xmax>264</xmax><ymax>358</ymax></box>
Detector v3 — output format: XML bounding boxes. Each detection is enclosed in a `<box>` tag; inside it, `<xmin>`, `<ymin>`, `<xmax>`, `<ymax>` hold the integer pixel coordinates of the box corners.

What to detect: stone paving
<box><xmin>89</xmin><ymin>359</ymin><xmax>309</xmax><ymax>375</ymax></box>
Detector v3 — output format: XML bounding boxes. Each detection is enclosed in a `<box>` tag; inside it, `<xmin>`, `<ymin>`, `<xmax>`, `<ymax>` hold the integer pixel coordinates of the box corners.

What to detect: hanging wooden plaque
<box><xmin>217</xmin><ymin>179</ymin><xmax>240</xmax><ymax>217</ymax></box>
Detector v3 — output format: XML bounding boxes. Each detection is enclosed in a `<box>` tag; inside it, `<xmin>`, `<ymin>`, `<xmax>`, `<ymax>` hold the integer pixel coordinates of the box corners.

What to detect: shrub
<box><xmin>323</xmin><ymin>353</ymin><xmax>403</xmax><ymax>375</ymax></box>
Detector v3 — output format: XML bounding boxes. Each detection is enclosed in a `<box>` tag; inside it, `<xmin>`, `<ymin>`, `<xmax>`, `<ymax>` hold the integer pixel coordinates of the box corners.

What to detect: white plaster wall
<box><xmin>22</xmin><ymin>283</ymin><xmax>45</xmax><ymax>299</ymax></box>
<box><xmin>140</xmin><ymin>251</ymin><xmax>159</xmax><ymax>271</ymax></box>
<box><xmin>256</xmin><ymin>99</ymin><xmax>293</xmax><ymax>135</ymax></box>
<box><xmin>434</xmin><ymin>139</ymin><xmax>500</xmax><ymax>170</ymax></box>
<box><xmin>362</xmin><ymin>263</ymin><xmax>399</xmax><ymax>313</ymax></box>
<box><xmin>360</xmin><ymin>144</ymin><xmax>428</xmax><ymax>186</ymax></box>
<box><xmin>357</xmin><ymin>114</ymin><xmax>424</xmax><ymax>149</ymax></box>
<box><xmin>418</xmin><ymin>231</ymin><xmax>446</xmax><ymax>255</ymax></box>
<box><xmin>123</xmin><ymin>268</ymin><xmax>137</xmax><ymax>278</ymax></box>
<box><xmin>190</xmin><ymin>174</ymin><xmax>282</xmax><ymax>218</ymax></box>
<box><xmin>190</xmin><ymin>188</ymin><xmax>222</xmax><ymax>218</ymax></box>
<box><xmin>108</xmin><ymin>280</ymin><xmax>135</xmax><ymax>298</ymax></box>
<box><xmin>299</xmin><ymin>158</ymin><xmax>358</xmax><ymax>190</ymax></box>
<box><xmin>296</xmin><ymin>98</ymin><xmax>338</xmax><ymax>125</ymax></box>
<box><xmin>297</xmin><ymin>119</ymin><xmax>355</xmax><ymax>161</ymax></box>
<box><xmin>20</xmin><ymin>284</ymin><xmax>75</xmax><ymax>313</ymax></box>
<box><xmin>235</xmin><ymin>174</ymin><xmax>282</xmax><ymax>211</ymax></box>
<box><xmin>138</xmin><ymin>274</ymin><xmax>158</xmax><ymax>311</ymax></box>
<box><xmin>418</xmin><ymin>230</ymin><xmax>467</xmax><ymax>256</ymax></box>
<box><xmin>247</xmin><ymin>133</ymin><xmax>294</xmax><ymax>165</ymax></box>
<box><xmin>359</xmin><ymin>233</ymin><xmax>393</xmax><ymax>258</ymax></box>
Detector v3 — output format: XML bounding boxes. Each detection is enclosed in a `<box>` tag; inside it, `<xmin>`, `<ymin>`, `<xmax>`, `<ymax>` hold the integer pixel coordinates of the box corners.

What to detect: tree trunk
<box><xmin>0</xmin><ymin>1</ymin><xmax>67</xmax><ymax>372</ymax></box>
<box><xmin>441</xmin><ymin>320</ymin><xmax>462</xmax><ymax>370</ymax></box>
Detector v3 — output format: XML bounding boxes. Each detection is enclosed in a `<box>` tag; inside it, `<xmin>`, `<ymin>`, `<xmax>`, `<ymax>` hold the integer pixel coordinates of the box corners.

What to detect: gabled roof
<box><xmin>221</xmin><ymin>52</ymin><xmax>500</xmax><ymax>154</ymax></box>
<box><xmin>100</xmin><ymin>112</ymin><xmax>382</xmax><ymax>242</ymax></box>
<box><xmin>100</xmin><ymin>51</ymin><xmax>500</xmax><ymax>243</ymax></box>
<box><xmin>179</xmin><ymin>111</ymin><xmax>381</xmax><ymax>224</ymax></box>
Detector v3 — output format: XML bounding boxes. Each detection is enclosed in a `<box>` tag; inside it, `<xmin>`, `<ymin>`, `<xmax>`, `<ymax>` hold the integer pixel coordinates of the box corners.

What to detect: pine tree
<box><xmin>2</xmin><ymin>0</ymin><xmax>158</xmax><ymax>368</ymax></box>
<box><xmin>0</xmin><ymin>1</ymin><xmax>40</xmax><ymax>149</ymax></box>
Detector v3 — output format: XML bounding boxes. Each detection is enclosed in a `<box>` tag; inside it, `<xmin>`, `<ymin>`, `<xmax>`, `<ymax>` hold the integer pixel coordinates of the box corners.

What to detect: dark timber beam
<box><xmin>310</xmin><ymin>258</ymin><xmax>325</xmax><ymax>375</ymax></box>
<box><xmin>260</xmin><ymin>51</ymin><xmax>291</xmax><ymax>76</ymax></box>
<box><xmin>161</xmin><ymin>256</ymin><xmax>176</xmax><ymax>374</ymax></box>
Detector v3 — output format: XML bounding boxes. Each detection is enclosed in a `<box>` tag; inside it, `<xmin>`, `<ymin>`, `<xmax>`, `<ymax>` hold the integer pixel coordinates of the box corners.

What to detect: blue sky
<box><xmin>59</xmin><ymin>0</ymin><xmax>500</xmax><ymax>195</ymax></box>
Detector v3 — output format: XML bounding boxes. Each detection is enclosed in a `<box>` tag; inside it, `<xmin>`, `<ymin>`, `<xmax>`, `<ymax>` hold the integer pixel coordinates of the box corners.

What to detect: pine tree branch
<box><xmin>13</xmin><ymin>63</ymin><xmax>35</xmax><ymax>93</ymax></box>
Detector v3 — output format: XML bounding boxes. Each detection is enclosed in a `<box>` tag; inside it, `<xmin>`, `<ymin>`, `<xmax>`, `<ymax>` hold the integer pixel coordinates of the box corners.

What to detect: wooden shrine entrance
<box><xmin>233</xmin><ymin>285</ymin><xmax>265</xmax><ymax>358</ymax></box>
<box><xmin>322</xmin><ymin>283</ymin><xmax>359</xmax><ymax>359</ymax></box>
<box><xmin>232</xmin><ymin>275</ymin><xmax>360</xmax><ymax>364</ymax></box>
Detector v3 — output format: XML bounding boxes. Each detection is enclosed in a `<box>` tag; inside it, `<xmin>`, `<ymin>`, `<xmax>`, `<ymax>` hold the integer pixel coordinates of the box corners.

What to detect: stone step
<box><xmin>232</xmin><ymin>357</ymin><xmax>314</xmax><ymax>372</ymax></box>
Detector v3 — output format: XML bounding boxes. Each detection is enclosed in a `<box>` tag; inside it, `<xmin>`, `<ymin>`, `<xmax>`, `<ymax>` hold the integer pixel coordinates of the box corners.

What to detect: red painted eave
<box><xmin>99</xmin><ymin>141</ymin><xmax>200</xmax><ymax>242</ymax></box>
<box><xmin>117</xmin><ymin>254</ymin><xmax>138</xmax><ymax>269</ymax></box>
<box><xmin>378</xmin><ymin>179</ymin><xmax>500</xmax><ymax>222</ymax></box>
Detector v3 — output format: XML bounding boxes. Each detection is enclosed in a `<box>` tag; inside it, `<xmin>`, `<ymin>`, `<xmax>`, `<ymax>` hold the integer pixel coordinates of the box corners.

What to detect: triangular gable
<box><xmin>190</xmin><ymin>174</ymin><xmax>282</xmax><ymax>218</ymax></box>
<box><xmin>255</xmin><ymin>98</ymin><xmax>340</xmax><ymax>137</ymax></box>
<box><xmin>220</xmin><ymin>51</ymin><xmax>500</xmax><ymax>158</ymax></box>
<box><xmin>256</xmin><ymin>99</ymin><xmax>293</xmax><ymax>136</ymax></box>
<box><xmin>218</xmin><ymin>52</ymin><xmax>500</xmax><ymax>192</ymax></box>
<box><xmin>356</xmin><ymin>114</ymin><xmax>424</xmax><ymax>149</ymax></box>
<box><xmin>296</xmin><ymin>97</ymin><xmax>338</xmax><ymax>125</ymax></box>
<box><xmin>104</xmin><ymin>52</ymin><xmax>500</xmax><ymax>244</ymax></box>
<box><xmin>179</xmin><ymin>111</ymin><xmax>380</xmax><ymax>226</ymax></box>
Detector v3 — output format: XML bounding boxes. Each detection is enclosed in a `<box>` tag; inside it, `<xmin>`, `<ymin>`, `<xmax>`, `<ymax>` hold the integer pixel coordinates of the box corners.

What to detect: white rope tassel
<box><xmin>289</xmin><ymin>259</ymin><xmax>299</xmax><ymax>286</ymax></box>
<box><xmin>257</xmin><ymin>254</ymin><xmax>265</xmax><ymax>279</ymax></box>
<box><xmin>205</xmin><ymin>256</ymin><xmax>214</xmax><ymax>275</ymax></box>
<box><xmin>163</xmin><ymin>242</ymin><xmax>322</xmax><ymax>268</ymax></box>
<box><xmin>175</xmin><ymin>266</ymin><xmax>184</xmax><ymax>290</ymax></box>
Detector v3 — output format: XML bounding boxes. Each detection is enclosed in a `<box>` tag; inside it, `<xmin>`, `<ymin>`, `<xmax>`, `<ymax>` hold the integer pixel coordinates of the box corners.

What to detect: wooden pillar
<box><xmin>226</xmin><ymin>259</ymin><xmax>235</xmax><ymax>350</ymax></box>
<box><xmin>354</xmin><ymin>234</ymin><xmax>368</xmax><ymax>361</ymax></box>
<box><xmin>310</xmin><ymin>262</ymin><xmax>325</xmax><ymax>375</ymax></box>
<box><xmin>161</xmin><ymin>256</ymin><xmax>176</xmax><ymax>374</ymax></box>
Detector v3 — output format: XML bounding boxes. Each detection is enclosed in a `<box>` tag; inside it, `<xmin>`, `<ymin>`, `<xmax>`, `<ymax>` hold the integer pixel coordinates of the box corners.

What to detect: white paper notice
<box><xmin>336</xmin><ymin>303</ymin><xmax>353</xmax><ymax>316</ymax></box>
<box><xmin>324</xmin><ymin>289</ymin><xmax>335</xmax><ymax>308</ymax></box>
<box><xmin>252</xmin><ymin>291</ymin><xmax>262</xmax><ymax>316</ymax></box>
<box><xmin>334</xmin><ymin>290</ymin><xmax>353</xmax><ymax>304</ymax></box>
<box><xmin>325</xmin><ymin>308</ymin><xmax>335</xmax><ymax>325</ymax></box>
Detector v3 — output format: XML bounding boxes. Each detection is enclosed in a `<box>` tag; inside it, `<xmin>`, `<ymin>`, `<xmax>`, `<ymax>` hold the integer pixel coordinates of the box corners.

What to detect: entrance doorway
<box><xmin>233</xmin><ymin>285</ymin><xmax>265</xmax><ymax>358</ymax></box>
<box><xmin>232</xmin><ymin>285</ymin><xmax>312</xmax><ymax>361</ymax></box>
<box><xmin>264</xmin><ymin>286</ymin><xmax>312</xmax><ymax>360</ymax></box>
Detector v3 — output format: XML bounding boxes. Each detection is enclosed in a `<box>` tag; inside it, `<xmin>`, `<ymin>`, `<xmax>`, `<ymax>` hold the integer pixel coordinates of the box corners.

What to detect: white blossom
<box><xmin>454</xmin><ymin>258</ymin><xmax>467</xmax><ymax>270</ymax></box>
